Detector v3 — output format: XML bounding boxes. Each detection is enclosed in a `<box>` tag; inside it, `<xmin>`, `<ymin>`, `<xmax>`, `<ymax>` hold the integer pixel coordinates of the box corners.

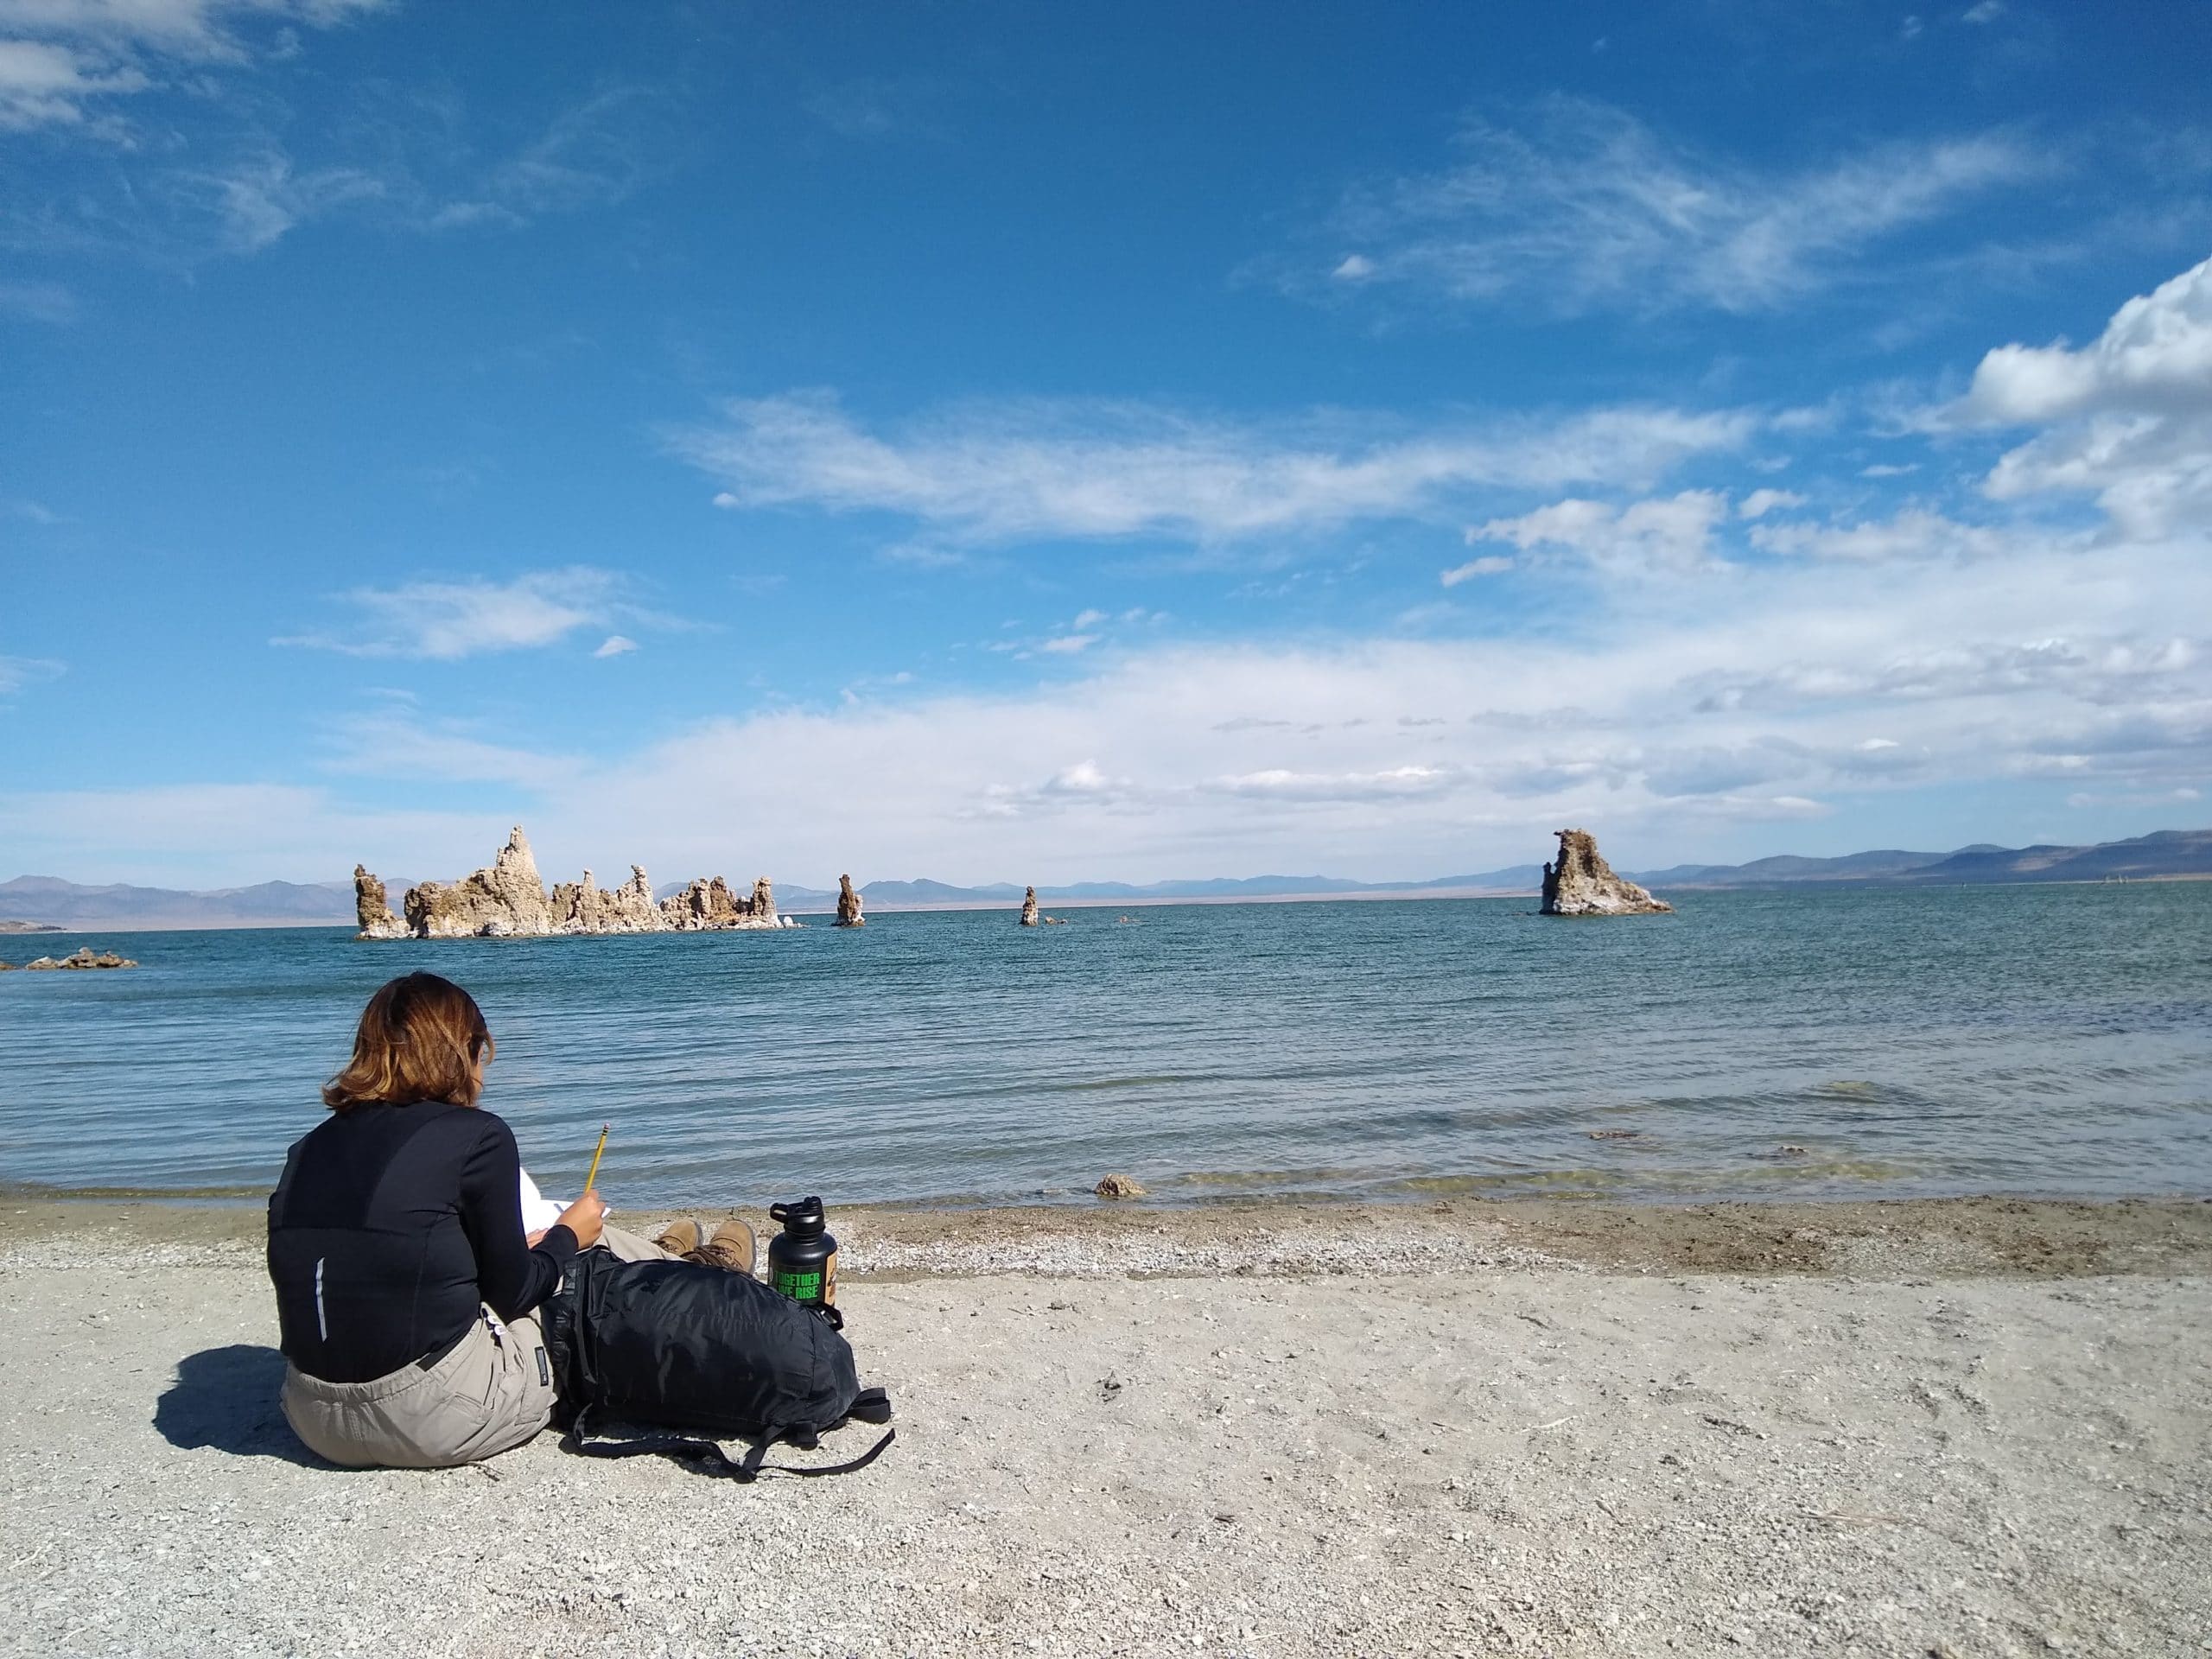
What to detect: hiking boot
<box><xmin>689</xmin><ymin>1218</ymin><xmax>756</xmax><ymax>1276</ymax></box>
<box><xmin>653</xmin><ymin>1218</ymin><xmax>704</xmax><ymax>1257</ymax></box>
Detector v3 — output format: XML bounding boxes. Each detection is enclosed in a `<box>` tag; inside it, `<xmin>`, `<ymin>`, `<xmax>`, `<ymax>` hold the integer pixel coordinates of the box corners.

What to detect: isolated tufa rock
<box><xmin>1094</xmin><ymin>1173</ymin><xmax>1146</xmax><ymax>1200</ymax></box>
<box><xmin>749</xmin><ymin>877</ymin><xmax>778</xmax><ymax>926</ymax></box>
<box><xmin>1539</xmin><ymin>829</ymin><xmax>1673</xmax><ymax>917</ymax></box>
<box><xmin>1020</xmin><ymin>886</ymin><xmax>1039</xmax><ymax>926</ymax></box>
<box><xmin>24</xmin><ymin>947</ymin><xmax>136</xmax><ymax>970</ymax></box>
<box><xmin>835</xmin><ymin>874</ymin><xmax>866</xmax><ymax>927</ymax></box>
<box><xmin>404</xmin><ymin>826</ymin><xmax>555</xmax><ymax>938</ymax></box>
<box><xmin>555</xmin><ymin>867</ymin><xmax>667</xmax><ymax>934</ymax></box>
<box><xmin>353</xmin><ymin>865</ymin><xmax>407</xmax><ymax>940</ymax></box>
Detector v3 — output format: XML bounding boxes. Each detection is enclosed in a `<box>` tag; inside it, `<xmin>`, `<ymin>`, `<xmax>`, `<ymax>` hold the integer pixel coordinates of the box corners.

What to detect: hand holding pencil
<box><xmin>552</xmin><ymin>1122</ymin><xmax>610</xmax><ymax>1249</ymax></box>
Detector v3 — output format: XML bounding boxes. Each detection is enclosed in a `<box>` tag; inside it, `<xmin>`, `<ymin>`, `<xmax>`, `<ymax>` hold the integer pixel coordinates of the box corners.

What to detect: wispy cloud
<box><xmin>322</xmin><ymin>709</ymin><xmax>585</xmax><ymax>789</ymax></box>
<box><xmin>0</xmin><ymin>277</ymin><xmax>74</xmax><ymax>321</ymax></box>
<box><xmin>0</xmin><ymin>653</ymin><xmax>64</xmax><ymax>695</ymax></box>
<box><xmin>5</xmin><ymin>69</ymin><xmax>663</xmax><ymax>264</ymax></box>
<box><xmin>1281</xmin><ymin>97</ymin><xmax>2046</xmax><ymax>315</ymax></box>
<box><xmin>671</xmin><ymin>391</ymin><xmax>1753</xmax><ymax>544</ymax></box>
<box><xmin>166</xmin><ymin>149</ymin><xmax>391</xmax><ymax>254</ymax></box>
<box><xmin>277</xmin><ymin>567</ymin><xmax>651</xmax><ymax>661</ymax></box>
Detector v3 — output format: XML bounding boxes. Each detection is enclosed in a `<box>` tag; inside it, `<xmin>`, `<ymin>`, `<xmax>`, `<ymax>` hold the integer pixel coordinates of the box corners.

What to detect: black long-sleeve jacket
<box><xmin>266</xmin><ymin>1101</ymin><xmax>577</xmax><ymax>1383</ymax></box>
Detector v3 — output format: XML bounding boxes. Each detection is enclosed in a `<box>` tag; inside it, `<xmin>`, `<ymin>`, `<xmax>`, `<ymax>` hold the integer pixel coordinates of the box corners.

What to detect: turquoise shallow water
<box><xmin>2</xmin><ymin>884</ymin><xmax>2209</xmax><ymax>1210</ymax></box>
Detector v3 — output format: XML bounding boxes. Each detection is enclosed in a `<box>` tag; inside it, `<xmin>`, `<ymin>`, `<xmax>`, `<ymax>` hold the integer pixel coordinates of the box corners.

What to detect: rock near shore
<box><xmin>1539</xmin><ymin>829</ymin><xmax>1674</xmax><ymax>917</ymax></box>
<box><xmin>836</xmin><ymin>874</ymin><xmax>866</xmax><ymax>928</ymax></box>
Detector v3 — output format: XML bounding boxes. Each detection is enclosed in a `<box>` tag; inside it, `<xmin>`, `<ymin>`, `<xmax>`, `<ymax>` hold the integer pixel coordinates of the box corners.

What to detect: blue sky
<box><xmin>3</xmin><ymin>0</ymin><xmax>2209</xmax><ymax>888</ymax></box>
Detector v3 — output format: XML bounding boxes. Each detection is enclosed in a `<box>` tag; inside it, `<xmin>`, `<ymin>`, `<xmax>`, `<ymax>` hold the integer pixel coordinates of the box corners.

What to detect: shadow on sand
<box><xmin>155</xmin><ymin>1344</ymin><xmax>324</xmax><ymax>1465</ymax></box>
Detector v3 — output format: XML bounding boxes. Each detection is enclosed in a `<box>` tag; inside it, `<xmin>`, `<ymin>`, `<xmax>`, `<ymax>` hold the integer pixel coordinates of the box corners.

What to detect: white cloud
<box><xmin>1747</xmin><ymin>508</ymin><xmax>2012</xmax><ymax>563</ymax></box>
<box><xmin>0</xmin><ymin>782</ymin><xmax>488</xmax><ymax>887</ymax></box>
<box><xmin>1071</xmin><ymin>608</ymin><xmax>1109</xmax><ymax>629</ymax></box>
<box><xmin>670</xmin><ymin>391</ymin><xmax>1752</xmax><ymax>545</ymax></box>
<box><xmin>1289</xmin><ymin>98</ymin><xmax>2043</xmax><ymax>315</ymax></box>
<box><xmin>1465</xmin><ymin>489</ymin><xmax>1729</xmax><ymax>575</ymax></box>
<box><xmin>277</xmin><ymin>567</ymin><xmax>639</xmax><ymax>661</ymax></box>
<box><xmin>16</xmin><ymin>514</ymin><xmax>2212</xmax><ymax>886</ymax></box>
<box><xmin>1331</xmin><ymin>253</ymin><xmax>1376</xmax><ymax>281</ymax></box>
<box><xmin>1966</xmin><ymin>257</ymin><xmax>2212</xmax><ymax>421</ymax></box>
<box><xmin>1963</xmin><ymin>1</ymin><xmax>2005</xmax><ymax>22</ymax></box>
<box><xmin>0</xmin><ymin>37</ymin><xmax>144</xmax><ymax>129</ymax></box>
<box><xmin>1438</xmin><ymin>554</ymin><xmax>1513</xmax><ymax>586</ymax></box>
<box><xmin>462</xmin><ymin>533</ymin><xmax>2205</xmax><ymax>878</ymax></box>
<box><xmin>1964</xmin><ymin>254</ymin><xmax>2212</xmax><ymax>537</ymax></box>
<box><xmin>594</xmin><ymin>634</ymin><xmax>637</xmax><ymax>658</ymax></box>
<box><xmin>1038</xmin><ymin>633</ymin><xmax>1098</xmax><ymax>655</ymax></box>
<box><xmin>0</xmin><ymin>0</ymin><xmax>383</xmax><ymax>130</ymax></box>
<box><xmin>1738</xmin><ymin>488</ymin><xmax>1805</xmax><ymax>518</ymax></box>
<box><xmin>1204</xmin><ymin>764</ymin><xmax>1460</xmax><ymax>803</ymax></box>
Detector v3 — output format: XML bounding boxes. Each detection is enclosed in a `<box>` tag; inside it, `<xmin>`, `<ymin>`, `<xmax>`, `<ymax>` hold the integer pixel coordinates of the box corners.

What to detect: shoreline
<box><xmin>9</xmin><ymin>1192</ymin><xmax>2210</xmax><ymax>1280</ymax></box>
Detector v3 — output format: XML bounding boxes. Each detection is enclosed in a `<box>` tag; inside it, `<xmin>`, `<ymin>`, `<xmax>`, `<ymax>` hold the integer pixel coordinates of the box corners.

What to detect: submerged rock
<box><xmin>835</xmin><ymin>874</ymin><xmax>866</xmax><ymax>928</ymax></box>
<box><xmin>1094</xmin><ymin>1173</ymin><xmax>1147</xmax><ymax>1200</ymax></box>
<box><xmin>1539</xmin><ymin>829</ymin><xmax>1673</xmax><ymax>917</ymax></box>
<box><xmin>23</xmin><ymin>947</ymin><xmax>137</xmax><ymax>970</ymax></box>
<box><xmin>353</xmin><ymin>865</ymin><xmax>407</xmax><ymax>940</ymax></box>
<box><xmin>1020</xmin><ymin>886</ymin><xmax>1039</xmax><ymax>927</ymax></box>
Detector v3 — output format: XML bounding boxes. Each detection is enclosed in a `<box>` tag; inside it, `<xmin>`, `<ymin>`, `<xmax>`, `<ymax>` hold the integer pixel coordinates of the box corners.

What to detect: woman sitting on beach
<box><xmin>266</xmin><ymin>971</ymin><xmax>753</xmax><ymax>1469</ymax></box>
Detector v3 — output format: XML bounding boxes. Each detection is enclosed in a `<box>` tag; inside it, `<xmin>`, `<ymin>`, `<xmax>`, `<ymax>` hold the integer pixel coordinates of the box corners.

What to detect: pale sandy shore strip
<box><xmin>2</xmin><ymin>1198</ymin><xmax>2208</xmax><ymax>1657</ymax></box>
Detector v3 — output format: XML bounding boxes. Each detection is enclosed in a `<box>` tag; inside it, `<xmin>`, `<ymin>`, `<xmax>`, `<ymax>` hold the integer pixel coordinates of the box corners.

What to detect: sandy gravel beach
<box><xmin>3</xmin><ymin>1198</ymin><xmax>2209</xmax><ymax>1658</ymax></box>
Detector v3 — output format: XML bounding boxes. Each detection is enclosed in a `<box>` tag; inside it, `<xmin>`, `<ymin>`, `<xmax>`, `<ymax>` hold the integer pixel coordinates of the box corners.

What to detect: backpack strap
<box><xmin>848</xmin><ymin>1387</ymin><xmax>893</xmax><ymax>1425</ymax></box>
<box><xmin>560</xmin><ymin>1405</ymin><xmax>895</xmax><ymax>1483</ymax></box>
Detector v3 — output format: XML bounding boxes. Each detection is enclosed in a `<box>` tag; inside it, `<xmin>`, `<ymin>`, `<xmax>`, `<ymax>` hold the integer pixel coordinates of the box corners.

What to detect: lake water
<box><xmin>2</xmin><ymin>885</ymin><xmax>2209</xmax><ymax>1211</ymax></box>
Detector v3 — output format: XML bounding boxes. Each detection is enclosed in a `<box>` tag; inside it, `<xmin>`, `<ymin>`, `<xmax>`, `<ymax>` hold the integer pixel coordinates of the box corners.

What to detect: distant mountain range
<box><xmin>3</xmin><ymin>827</ymin><xmax>2205</xmax><ymax>931</ymax></box>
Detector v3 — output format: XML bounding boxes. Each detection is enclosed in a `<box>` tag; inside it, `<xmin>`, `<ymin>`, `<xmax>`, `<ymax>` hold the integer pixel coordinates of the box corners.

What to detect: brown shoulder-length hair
<box><xmin>323</xmin><ymin>972</ymin><xmax>495</xmax><ymax>1111</ymax></box>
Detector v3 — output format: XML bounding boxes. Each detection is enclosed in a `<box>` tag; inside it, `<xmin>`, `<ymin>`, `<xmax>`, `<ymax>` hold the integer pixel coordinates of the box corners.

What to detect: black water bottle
<box><xmin>766</xmin><ymin>1196</ymin><xmax>837</xmax><ymax>1311</ymax></box>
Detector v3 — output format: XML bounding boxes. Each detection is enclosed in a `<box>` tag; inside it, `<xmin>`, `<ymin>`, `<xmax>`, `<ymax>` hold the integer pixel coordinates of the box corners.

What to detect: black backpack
<box><xmin>538</xmin><ymin>1247</ymin><xmax>893</xmax><ymax>1481</ymax></box>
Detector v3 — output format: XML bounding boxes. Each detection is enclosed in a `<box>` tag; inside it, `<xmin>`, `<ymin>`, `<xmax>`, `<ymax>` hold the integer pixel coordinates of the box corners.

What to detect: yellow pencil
<box><xmin>582</xmin><ymin>1122</ymin><xmax>609</xmax><ymax>1192</ymax></box>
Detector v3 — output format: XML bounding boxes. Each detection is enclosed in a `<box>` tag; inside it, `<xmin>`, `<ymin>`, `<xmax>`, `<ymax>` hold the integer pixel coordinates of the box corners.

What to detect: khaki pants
<box><xmin>281</xmin><ymin>1303</ymin><xmax>556</xmax><ymax>1469</ymax></box>
<box><xmin>280</xmin><ymin>1228</ymin><xmax>680</xmax><ymax>1469</ymax></box>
